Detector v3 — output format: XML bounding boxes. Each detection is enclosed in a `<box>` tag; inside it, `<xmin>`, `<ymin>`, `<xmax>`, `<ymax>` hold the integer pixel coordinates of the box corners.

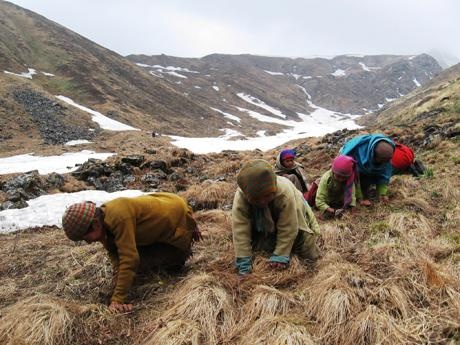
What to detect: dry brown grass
<box><xmin>236</xmin><ymin>315</ymin><xmax>316</xmax><ymax>345</ymax></box>
<box><xmin>387</xmin><ymin>212</ymin><xmax>434</xmax><ymax>241</ymax></box>
<box><xmin>152</xmin><ymin>273</ymin><xmax>237</xmax><ymax>345</ymax></box>
<box><xmin>241</xmin><ymin>285</ymin><xmax>298</xmax><ymax>321</ymax></box>
<box><xmin>249</xmin><ymin>255</ymin><xmax>310</xmax><ymax>289</ymax></box>
<box><xmin>0</xmin><ymin>295</ymin><xmax>88</xmax><ymax>345</ymax></box>
<box><xmin>343</xmin><ymin>305</ymin><xmax>410</xmax><ymax>345</ymax></box>
<box><xmin>372</xmin><ymin>282</ymin><xmax>412</xmax><ymax>319</ymax></box>
<box><xmin>181</xmin><ymin>180</ymin><xmax>235</xmax><ymax>210</ymax></box>
<box><xmin>302</xmin><ymin>261</ymin><xmax>372</xmax><ymax>342</ymax></box>
<box><xmin>141</xmin><ymin>319</ymin><xmax>204</xmax><ymax>345</ymax></box>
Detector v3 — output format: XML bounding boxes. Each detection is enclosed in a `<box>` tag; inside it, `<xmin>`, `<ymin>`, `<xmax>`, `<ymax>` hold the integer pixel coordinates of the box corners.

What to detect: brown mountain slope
<box><xmin>0</xmin><ymin>1</ymin><xmax>226</xmax><ymax>137</ymax></box>
<box><xmin>360</xmin><ymin>63</ymin><xmax>460</xmax><ymax>128</ymax></box>
<box><xmin>127</xmin><ymin>52</ymin><xmax>442</xmax><ymax>117</ymax></box>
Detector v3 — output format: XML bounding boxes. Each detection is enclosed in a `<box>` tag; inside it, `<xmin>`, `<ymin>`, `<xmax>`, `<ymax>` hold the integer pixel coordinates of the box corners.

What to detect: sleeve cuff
<box><xmin>269</xmin><ymin>255</ymin><xmax>290</xmax><ymax>264</ymax></box>
<box><xmin>377</xmin><ymin>184</ymin><xmax>388</xmax><ymax>196</ymax></box>
<box><xmin>236</xmin><ymin>256</ymin><xmax>252</xmax><ymax>275</ymax></box>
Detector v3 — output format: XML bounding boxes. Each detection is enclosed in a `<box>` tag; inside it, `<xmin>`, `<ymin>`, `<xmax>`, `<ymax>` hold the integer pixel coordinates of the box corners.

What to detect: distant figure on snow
<box><xmin>232</xmin><ymin>159</ymin><xmax>320</xmax><ymax>276</ymax></box>
<box><xmin>61</xmin><ymin>193</ymin><xmax>201</xmax><ymax>313</ymax></box>
<box><xmin>340</xmin><ymin>133</ymin><xmax>395</xmax><ymax>206</ymax></box>
<box><xmin>314</xmin><ymin>155</ymin><xmax>357</xmax><ymax>218</ymax></box>
<box><xmin>274</xmin><ymin>148</ymin><xmax>310</xmax><ymax>196</ymax></box>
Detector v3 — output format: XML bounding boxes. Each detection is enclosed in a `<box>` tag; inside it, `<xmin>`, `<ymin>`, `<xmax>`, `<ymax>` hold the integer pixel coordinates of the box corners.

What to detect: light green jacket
<box><xmin>315</xmin><ymin>169</ymin><xmax>356</xmax><ymax>212</ymax></box>
<box><xmin>232</xmin><ymin>176</ymin><xmax>320</xmax><ymax>258</ymax></box>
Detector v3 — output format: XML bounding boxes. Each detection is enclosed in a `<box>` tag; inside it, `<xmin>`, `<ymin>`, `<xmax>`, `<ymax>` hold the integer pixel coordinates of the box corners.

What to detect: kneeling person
<box><xmin>232</xmin><ymin>159</ymin><xmax>320</xmax><ymax>275</ymax></box>
<box><xmin>61</xmin><ymin>193</ymin><xmax>200</xmax><ymax>313</ymax></box>
<box><xmin>315</xmin><ymin>155</ymin><xmax>357</xmax><ymax>218</ymax></box>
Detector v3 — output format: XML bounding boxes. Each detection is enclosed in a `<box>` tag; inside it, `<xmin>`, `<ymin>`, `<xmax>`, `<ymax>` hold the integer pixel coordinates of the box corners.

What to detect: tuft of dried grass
<box><xmin>303</xmin><ymin>261</ymin><xmax>372</xmax><ymax>340</ymax></box>
<box><xmin>387</xmin><ymin>212</ymin><xmax>434</xmax><ymax>242</ymax></box>
<box><xmin>236</xmin><ymin>315</ymin><xmax>316</xmax><ymax>345</ymax></box>
<box><xmin>0</xmin><ymin>278</ymin><xmax>16</xmax><ymax>302</ymax></box>
<box><xmin>193</xmin><ymin>209</ymin><xmax>232</xmax><ymax>228</ymax></box>
<box><xmin>190</xmin><ymin>210</ymin><xmax>234</xmax><ymax>271</ymax></box>
<box><xmin>372</xmin><ymin>282</ymin><xmax>412</xmax><ymax>319</ymax></box>
<box><xmin>0</xmin><ymin>295</ymin><xmax>89</xmax><ymax>345</ymax></box>
<box><xmin>392</xmin><ymin>255</ymin><xmax>460</xmax><ymax>311</ymax></box>
<box><xmin>159</xmin><ymin>273</ymin><xmax>237</xmax><ymax>345</ymax></box>
<box><xmin>249</xmin><ymin>255</ymin><xmax>310</xmax><ymax>289</ymax></box>
<box><xmin>342</xmin><ymin>305</ymin><xmax>410</xmax><ymax>345</ymax></box>
<box><xmin>142</xmin><ymin>319</ymin><xmax>204</xmax><ymax>345</ymax></box>
<box><xmin>242</xmin><ymin>285</ymin><xmax>298</xmax><ymax>321</ymax></box>
<box><xmin>321</xmin><ymin>224</ymin><xmax>355</xmax><ymax>251</ymax></box>
<box><xmin>181</xmin><ymin>180</ymin><xmax>235</xmax><ymax>210</ymax></box>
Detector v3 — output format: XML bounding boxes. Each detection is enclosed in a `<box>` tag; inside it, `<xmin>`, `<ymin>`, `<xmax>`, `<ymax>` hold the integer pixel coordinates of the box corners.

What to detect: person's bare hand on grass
<box><xmin>109</xmin><ymin>301</ymin><xmax>133</xmax><ymax>313</ymax></box>
<box><xmin>360</xmin><ymin>199</ymin><xmax>372</xmax><ymax>207</ymax></box>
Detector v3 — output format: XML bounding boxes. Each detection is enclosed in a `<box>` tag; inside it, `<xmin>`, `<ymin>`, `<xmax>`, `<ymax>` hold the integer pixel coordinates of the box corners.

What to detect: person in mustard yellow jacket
<box><xmin>232</xmin><ymin>159</ymin><xmax>320</xmax><ymax>276</ymax></box>
<box><xmin>61</xmin><ymin>193</ymin><xmax>200</xmax><ymax>313</ymax></box>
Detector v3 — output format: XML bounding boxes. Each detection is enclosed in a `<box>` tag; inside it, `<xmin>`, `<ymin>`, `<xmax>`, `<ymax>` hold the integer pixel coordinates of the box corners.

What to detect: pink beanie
<box><xmin>332</xmin><ymin>155</ymin><xmax>355</xmax><ymax>177</ymax></box>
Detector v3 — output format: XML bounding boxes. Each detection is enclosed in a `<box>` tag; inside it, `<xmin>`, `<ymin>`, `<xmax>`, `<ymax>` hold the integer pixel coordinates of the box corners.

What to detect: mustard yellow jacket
<box><xmin>101</xmin><ymin>193</ymin><xmax>195</xmax><ymax>303</ymax></box>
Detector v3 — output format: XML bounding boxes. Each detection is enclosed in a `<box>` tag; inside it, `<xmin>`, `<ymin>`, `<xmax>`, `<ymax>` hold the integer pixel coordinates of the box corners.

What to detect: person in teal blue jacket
<box><xmin>340</xmin><ymin>133</ymin><xmax>395</xmax><ymax>206</ymax></box>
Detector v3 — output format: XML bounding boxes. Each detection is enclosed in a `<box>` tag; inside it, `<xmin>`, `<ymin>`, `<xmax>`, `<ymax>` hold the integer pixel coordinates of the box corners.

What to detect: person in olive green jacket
<box><xmin>232</xmin><ymin>159</ymin><xmax>320</xmax><ymax>276</ymax></box>
<box><xmin>315</xmin><ymin>155</ymin><xmax>357</xmax><ymax>218</ymax></box>
<box><xmin>61</xmin><ymin>193</ymin><xmax>200</xmax><ymax>313</ymax></box>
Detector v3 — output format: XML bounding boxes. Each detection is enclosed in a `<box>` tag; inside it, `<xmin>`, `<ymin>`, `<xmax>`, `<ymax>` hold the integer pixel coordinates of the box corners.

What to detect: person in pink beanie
<box><xmin>314</xmin><ymin>155</ymin><xmax>357</xmax><ymax>218</ymax></box>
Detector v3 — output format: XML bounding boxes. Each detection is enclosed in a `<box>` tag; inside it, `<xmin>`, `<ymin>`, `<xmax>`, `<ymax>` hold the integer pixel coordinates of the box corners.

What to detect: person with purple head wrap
<box><xmin>274</xmin><ymin>148</ymin><xmax>310</xmax><ymax>196</ymax></box>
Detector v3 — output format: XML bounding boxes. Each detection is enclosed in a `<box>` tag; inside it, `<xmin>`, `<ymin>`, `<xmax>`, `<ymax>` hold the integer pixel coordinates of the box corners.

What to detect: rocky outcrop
<box><xmin>13</xmin><ymin>89</ymin><xmax>95</xmax><ymax>144</ymax></box>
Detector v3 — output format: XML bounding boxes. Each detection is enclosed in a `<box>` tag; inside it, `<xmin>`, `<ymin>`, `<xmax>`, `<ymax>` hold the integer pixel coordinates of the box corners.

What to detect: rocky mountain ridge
<box><xmin>127</xmin><ymin>53</ymin><xmax>442</xmax><ymax>115</ymax></box>
<box><xmin>0</xmin><ymin>1</ymin><xmax>443</xmax><ymax>154</ymax></box>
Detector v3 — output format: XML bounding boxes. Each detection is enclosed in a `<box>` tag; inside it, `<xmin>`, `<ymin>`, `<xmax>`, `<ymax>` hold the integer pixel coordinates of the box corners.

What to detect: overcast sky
<box><xmin>7</xmin><ymin>0</ymin><xmax>460</xmax><ymax>65</ymax></box>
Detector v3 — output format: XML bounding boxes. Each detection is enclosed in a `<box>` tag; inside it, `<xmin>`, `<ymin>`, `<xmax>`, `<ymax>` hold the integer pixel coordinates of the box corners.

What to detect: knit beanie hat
<box><xmin>61</xmin><ymin>202</ymin><xmax>96</xmax><ymax>241</ymax></box>
<box><xmin>280</xmin><ymin>149</ymin><xmax>296</xmax><ymax>161</ymax></box>
<box><xmin>391</xmin><ymin>143</ymin><xmax>415</xmax><ymax>170</ymax></box>
<box><xmin>332</xmin><ymin>155</ymin><xmax>355</xmax><ymax>177</ymax></box>
<box><xmin>237</xmin><ymin>159</ymin><xmax>277</xmax><ymax>199</ymax></box>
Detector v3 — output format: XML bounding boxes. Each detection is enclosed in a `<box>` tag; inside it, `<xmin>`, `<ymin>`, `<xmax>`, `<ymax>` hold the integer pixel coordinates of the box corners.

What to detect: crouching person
<box><xmin>315</xmin><ymin>155</ymin><xmax>357</xmax><ymax>218</ymax></box>
<box><xmin>61</xmin><ymin>193</ymin><xmax>201</xmax><ymax>313</ymax></box>
<box><xmin>232</xmin><ymin>159</ymin><xmax>320</xmax><ymax>276</ymax></box>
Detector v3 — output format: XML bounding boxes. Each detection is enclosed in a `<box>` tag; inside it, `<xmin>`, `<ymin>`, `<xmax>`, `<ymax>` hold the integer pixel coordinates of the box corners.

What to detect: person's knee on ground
<box><xmin>137</xmin><ymin>243</ymin><xmax>190</xmax><ymax>273</ymax></box>
<box><xmin>292</xmin><ymin>231</ymin><xmax>320</xmax><ymax>262</ymax></box>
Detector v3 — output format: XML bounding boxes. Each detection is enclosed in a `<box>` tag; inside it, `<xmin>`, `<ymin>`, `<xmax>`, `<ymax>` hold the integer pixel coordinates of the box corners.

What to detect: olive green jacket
<box><xmin>232</xmin><ymin>176</ymin><xmax>320</xmax><ymax>258</ymax></box>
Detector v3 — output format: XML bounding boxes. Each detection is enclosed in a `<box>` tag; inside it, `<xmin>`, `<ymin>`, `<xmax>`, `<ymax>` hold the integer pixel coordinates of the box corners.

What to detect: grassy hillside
<box><xmin>0</xmin><ymin>66</ymin><xmax>459</xmax><ymax>344</ymax></box>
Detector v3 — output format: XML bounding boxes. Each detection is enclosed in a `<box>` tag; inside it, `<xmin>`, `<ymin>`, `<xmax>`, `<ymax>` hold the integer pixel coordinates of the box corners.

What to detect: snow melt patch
<box><xmin>137</xmin><ymin>63</ymin><xmax>199</xmax><ymax>78</ymax></box>
<box><xmin>165</xmin><ymin>71</ymin><xmax>187</xmax><ymax>78</ymax></box>
<box><xmin>0</xmin><ymin>189</ymin><xmax>145</xmax><ymax>233</ymax></box>
<box><xmin>56</xmin><ymin>95</ymin><xmax>139</xmax><ymax>131</ymax></box>
<box><xmin>4</xmin><ymin>68</ymin><xmax>37</xmax><ymax>79</ymax></box>
<box><xmin>237</xmin><ymin>93</ymin><xmax>286</xmax><ymax>118</ymax></box>
<box><xmin>210</xmin><ymin>107</ymin><xmax>241</xmax><ymax>123</ymax></box>
<box><xmin>332</xmin><ymin>69</ymin><xmax>346</xmax><ymax>77</ymax></box>
<box><xmin>0</xmin><ymin>150</ymin><xmax>115</xmax><ymax>175</ymax></box>
<box><xmin>136</xmin><ymin>63</ymin><xmax>199</xmax><ymax>73</ymax></box>
<box><xmin>65</xmin><ymin>140</ymin><xmax>92</xmax><ymax>146</ymax></box>
<box><xmin>359</xmin><ymin>62</ymin><xmax>371</xmax><ymax>72</ymax></box>
<box><xmin>169</xmin><ymin>98</ymin><xmax>361</xmax><ymax>154</ymax></box>
<box><xmin>413</xmin><ymin>78</ymin><xmax>421</xmax><ymax>87</ymax></box>
<box><xmin>264</xmin><ymin>70</ymin><xmax>284</xmax><ymax>75</ymax></box>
